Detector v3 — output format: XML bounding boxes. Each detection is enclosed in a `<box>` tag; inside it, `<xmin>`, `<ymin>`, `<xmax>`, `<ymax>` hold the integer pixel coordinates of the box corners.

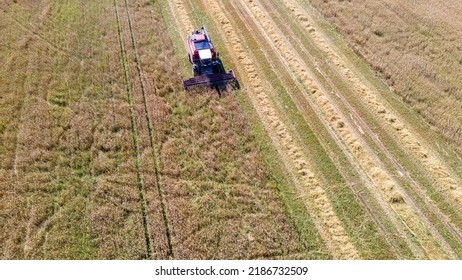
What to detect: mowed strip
<box><xmin>260</xmin><ymin>1</ymin><xmax>461</xmax><ymax>254</ymax></box>
<box><xmin>172</xmin><ymin>0</ymin><xmax>360</xmax><ymax>259</ymax></box>
<box><xmin>275</xmin><ymin>0</ymin><xmax>462</xmax><ymax>254</ymax></box>
<box><xmin>282</xmin><ymin>0</ymin><xmax>462</xmax><ymax>218</ymax></box>
<box><xmin>224</xmin><ymin>0</ymin><xmax>417</xmax><ymax>259</ymax></box>
<box><xmin>235</xmin><ymin>0</ymin><xmax>452</xmax><ymax>259</ymax></box>
<box><xmin>263</xmin><ymin>0</ymin><xmax>462</xmax><ymax>255</ymax></box>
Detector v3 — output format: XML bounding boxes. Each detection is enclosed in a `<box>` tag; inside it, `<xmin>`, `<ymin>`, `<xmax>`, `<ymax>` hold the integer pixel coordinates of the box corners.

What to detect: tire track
<box><xmin>171</xmin><ymin>0</ymin><xmax>360</xmax><ymax>259</ymax></box>
<box><xmin>282</xmin><ymin>0</ymin><xmax>462</xmax><ymax>214</ymax></box>
<box><xmin>238</xmin><ymin>0</ymin><xmax>451</xmax><ymax>259</ymax></box>
<box><xmin>122</xmin><ymin>0</ymin><xmax>173</xmax><ymax>258</ymax></box>
<box><xmin>113</xmin><ymin>0</ymin><xmax>152</xmax><ymax>258</ymax></box>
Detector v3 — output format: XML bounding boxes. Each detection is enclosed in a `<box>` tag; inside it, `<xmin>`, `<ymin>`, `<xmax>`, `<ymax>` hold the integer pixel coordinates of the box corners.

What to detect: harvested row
<box><xmin>237</xmin><ymin>0</ymin><xmax>452</xmax><ymax>259</ymax></box>
<box><xmin>264</xmin><ymin>0</ymin><xmax>462</xmax><ymax>254</ymax></box>
<box><xmin>225</xmin><ymin>0</ymin><xmax>423</xmax><ymax>259</ymax></box>
<box><xmin>273</xmin><ymin>0</ymin><xmax>462</xmax><ymax>253</ymax></box>
<box><xmin>233</xmin><ymin>2</ymin><xmax>453</xmax><ymax>258</ymax></box>
<box><xmin>282</xmin><ymin>0</ymin><xmax>462</xmax><ymax>210</ymax></box>
<box><xmin>223</xmin><ymin>0</ymin><xmax>407</xmax><ymax>259</ymax></box>
<box><xmin>169</xmin><ymin>0</ymin><xmax>194</xmax><ymax>38</ymax></box>
<box><xmin>180</xmin><ymin>0</ymin><xmax>361</xmax><ymax>259</ymax></box>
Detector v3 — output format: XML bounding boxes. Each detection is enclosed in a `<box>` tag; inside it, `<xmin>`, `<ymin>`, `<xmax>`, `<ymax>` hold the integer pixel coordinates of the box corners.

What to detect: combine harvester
<box><xmin>182</xmin><ymin>26</ymin><xmax>238</xmax><ymax>91</ymax></box>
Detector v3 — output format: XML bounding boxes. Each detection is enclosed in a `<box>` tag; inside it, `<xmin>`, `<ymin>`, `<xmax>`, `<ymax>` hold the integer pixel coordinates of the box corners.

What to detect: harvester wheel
<box><xmin>193</xmin><ymin>65</ymin><xmax>200</xmax><ymax>77</ymax></box>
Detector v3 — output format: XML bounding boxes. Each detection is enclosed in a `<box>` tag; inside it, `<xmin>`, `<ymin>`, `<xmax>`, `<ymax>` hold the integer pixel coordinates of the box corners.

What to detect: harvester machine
<box><xmin>182</xmin><ymin>26</ymin><xmax>238</xmax><ymax>91</ymax></box>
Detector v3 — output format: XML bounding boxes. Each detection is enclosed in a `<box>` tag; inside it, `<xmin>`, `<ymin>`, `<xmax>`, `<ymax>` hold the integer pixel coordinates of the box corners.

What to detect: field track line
<box><xmin>173</xmin><ymin>0</ymin><xmax>360</xmax><ymax>259</ymax></box>
<box><xmin>113</xmin><ymin>0</ymin><xmax>152</xmax><ymax>258</ymax></box>
<box><xmin>123</xmin><ymin>0</ymin><xmax>174</xmax><ymax>258</ymax></box>
<box><xmin>237</xmin><ymin>0</ymin><xmax>455</xmax><ymax>259</ymax></box>
<box><xmin>283</xmin><ymin>0</ymin><xmax>462</xmax><ymax>212</ymax></box>
<box><xmin>258</xmin><ymin>0</ymin><xmax>462</xmax><ymax>253</ymax></box>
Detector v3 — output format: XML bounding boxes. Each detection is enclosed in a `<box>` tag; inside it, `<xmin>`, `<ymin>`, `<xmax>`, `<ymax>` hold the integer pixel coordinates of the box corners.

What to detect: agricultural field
<box><xmin>0</xmin><ymin>0</ymin><xmax>461</xmax><ymax>260</ymax></box>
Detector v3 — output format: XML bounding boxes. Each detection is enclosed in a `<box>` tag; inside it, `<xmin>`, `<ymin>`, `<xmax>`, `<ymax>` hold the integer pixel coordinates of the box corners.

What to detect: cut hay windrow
<box><xmin>228</xmin><ymin>0</ymin><xmax>423</xmax><ymax>258</ymax></box>
<box><xmin>282</xmin><ymin>0</ymin><xmax>462</xmax><ymax>213</ymax></box>
<box><xmin>169</xmin><ymin>0</ymin><xmax>194</xmax><ymax>41</ymax></box>
<box><xmin>192</xmin><ymin>0</ymin><xmax>360</xmax><ymax>259</ymax></box>
<box><xmin>257</xmin><ymin>0</ymin><xmax>462</xmax><ymax>256</ymax></box>
<box><xmin>240</xmin><ymin>0</ymin><xmax>451</xmax><ymax>259</ymax></box>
